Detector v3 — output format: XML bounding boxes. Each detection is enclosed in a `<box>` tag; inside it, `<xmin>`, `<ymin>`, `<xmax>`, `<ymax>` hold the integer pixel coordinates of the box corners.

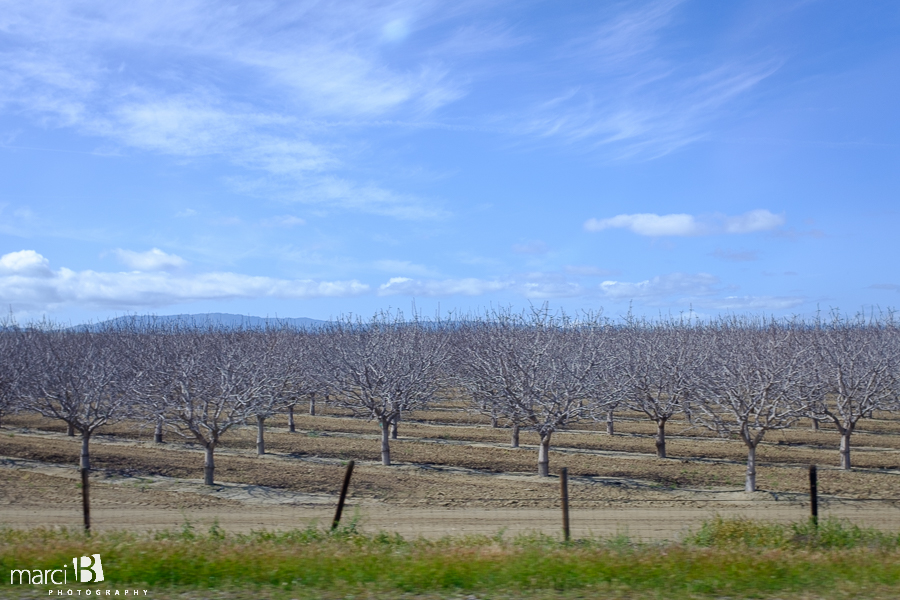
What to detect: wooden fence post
<box><xmin>560</xmin><ymin>467</ymin><xmax>570</xmax><ymax>542</ymax></box>
<box><xmin>332</xmin><ymin>460</ymin><xmax>355</xmax><ymax>530</ymax></box>
<box><xmin>81</xmin><ymin>468</ymin><xmax>91</xmax><ymax>533</ymax></box>
<box><xmin>809</xmin><ymin>464</ymin><xmax>818</xmax><ymax>528</ymax></box>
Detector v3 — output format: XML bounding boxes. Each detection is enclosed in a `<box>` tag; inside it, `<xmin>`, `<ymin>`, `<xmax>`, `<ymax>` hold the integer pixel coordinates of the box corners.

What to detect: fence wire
<box><xmin>4</xmin><ymin>476</ymin><xmax>900</xmax><ymax>541</ymax></box>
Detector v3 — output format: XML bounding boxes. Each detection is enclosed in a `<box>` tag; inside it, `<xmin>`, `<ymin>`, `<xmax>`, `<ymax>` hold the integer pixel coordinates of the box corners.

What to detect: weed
<box><xmin>492</xmin><ymin>526</ymin><xmax>508</xmax><ymax>543</ymax></box>
<box><xmin>207</xmin><ymin>519</ymin><xmax>225</xmax><ymax>540</ymax></box>
<box><xmin>686</xmin><ymin>516</ymin><xmax>900</xmax><ymax>550</ymax></box>
<box><xmin>179</xmin><ymin>518</ymin><xmax>196</xmax><ymax>540</ymax></box>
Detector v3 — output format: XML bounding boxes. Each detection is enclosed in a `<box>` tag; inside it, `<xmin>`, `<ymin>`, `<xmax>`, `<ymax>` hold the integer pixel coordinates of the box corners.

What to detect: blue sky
<box><xmin>0</xmin><ymin>0</ymin><xmax>898</xmax><ymax>324</ymax></box>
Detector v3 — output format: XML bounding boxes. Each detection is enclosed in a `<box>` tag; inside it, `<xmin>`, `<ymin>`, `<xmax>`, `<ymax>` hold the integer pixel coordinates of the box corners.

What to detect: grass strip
<box><xmin>1</xmin><ymin>518</ymin><xmax>899</xmax><ymax>599</ymax></box>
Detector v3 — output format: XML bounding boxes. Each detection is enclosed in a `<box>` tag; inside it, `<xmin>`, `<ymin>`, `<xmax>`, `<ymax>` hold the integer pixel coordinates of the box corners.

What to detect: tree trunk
<box><xmin>67</xmin><ymin>422</ymin><xmax>75</xmax><ymax>436</ymax></box>
<box><xmin>154</xmin><ymin>417</ymin><xmax>164</xmax><ymax>444</ymax></box>
<box><xmin>390</xmin><ymin>413</ymin><xmax>399</xmax><ymax>440</ymax></box>
<box><xmin>256</xmin><ymin>415</ymin><xmax>266</xmax><ymax>456</ymax></box>
<box><xmin>840</xmin><ymin>427</ymin><xmax>853</xmax><ymax>470</ymax></box>
<box><xmin>537</xmin><ymin>432</ymin><xmax>552</xmax><ymax>477</ymax></box>
<box><xmin>0</xmin><ymin>409</ymin><xmax>4</xmax><ymax>428</ymax></box>
<box><xmin>491</xmin><ymin>414</ymin><xmax>499</xmax><ymax>428</ymax></box>
<box><xmin>655</xmin><ymin>418</ymin><xmax>667</xmax><ymax>459</ymax></box>
<box><xmin>606</xmin><ymin>410</ymin><xmax>614</xmax><ymax>436</ymax></box>
<box><xmin>204</xmin><ymin>445</ymin><xmax>215</xmax><ymax>485</ymax></box>
<box><xmin>745</xmin><ymin>443</ymin><xmax>757</xmax><ymax>492</ymax></box>
<box><xmin>811</xmin><ymin>418</ymin><xmax>819</xmax><ymax>431</ymax></box>
<box><xmin>309</xmin><ymin>393</ymin><xmax>316</xmax><ymax>416</ymax></box>
<box><xmin>80</xmin><ymin>431</ymin><xmax>91</xmax><ymax>470</ymax></box>
<box><xmin>381</xmin><ymin>420</ymin><xmax>391</xmax><ymax>466</ymax></box>
<box><xmin>288</xmin><ymin>404</ymin><xmax>296</xmax><ymax>432</ymax></box>
<box><xmin>511</xmin><ymin>423</ymin><xmax>520</xmax><ymax>448</ymax></box>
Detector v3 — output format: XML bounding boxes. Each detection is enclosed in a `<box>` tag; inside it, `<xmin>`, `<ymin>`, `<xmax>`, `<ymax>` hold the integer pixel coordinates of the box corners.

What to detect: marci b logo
<box><xmin>74</xmin><ymin>554</ymin><xmax>104</xmax><ymax>583</ymax></box>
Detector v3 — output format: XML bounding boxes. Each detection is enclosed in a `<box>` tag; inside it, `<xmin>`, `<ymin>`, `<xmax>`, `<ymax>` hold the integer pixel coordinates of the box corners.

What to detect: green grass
<box><xmin>2</xmin><ymin>518</ymin><xmax>900</xmax><ymax>599</ymax></box>
<box><xmin>688</xmin><ymin>515</ymin><xmax>900</xmax><ymax>550</ymax></box>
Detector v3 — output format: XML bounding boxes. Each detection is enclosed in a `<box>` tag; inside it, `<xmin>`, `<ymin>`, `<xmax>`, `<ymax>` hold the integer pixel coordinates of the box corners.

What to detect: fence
<box><xmin>3</xmin><ymin>461</ymin><xmax>900</xmax><ymax>542</ymax></box>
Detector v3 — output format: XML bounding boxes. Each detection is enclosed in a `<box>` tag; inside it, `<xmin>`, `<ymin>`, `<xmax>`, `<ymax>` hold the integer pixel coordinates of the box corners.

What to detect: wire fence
<box><xmin>340</xmin><ymin>497</ymin><xmax>900</xmax><ymax>540</ymax></box>
<box><xmin>4</xmin><ymin>465</ymin><xmax>900</xmax><ymax>541</ymax></box>
<box><xmin>5</xmin><ymin>492</ymin><xmax>900</xmax><ymax>541</ymax></box>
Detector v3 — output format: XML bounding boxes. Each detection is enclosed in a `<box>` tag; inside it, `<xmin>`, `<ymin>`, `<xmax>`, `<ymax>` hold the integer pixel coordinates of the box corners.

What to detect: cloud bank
<box><xmin>0</xmin><ymin>250</ymin><xmax>368</xmax><ymax>311</ymax></box>
<box><xmin>1</xmin><ymin>250</ymin><xmax>807</xmax><ymax>315</ymax></box>
<box><xmin>584</xmin><ymin>209</ymin><xmax>785</xmax><ymax>236</ymax></box>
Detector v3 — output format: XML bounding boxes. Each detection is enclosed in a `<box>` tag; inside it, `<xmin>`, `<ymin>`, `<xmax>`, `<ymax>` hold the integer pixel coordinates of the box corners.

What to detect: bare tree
<box><xmin>531</xmin><ymin>315</ymin><xmax>611</xmax><ymax>476</ymax></box>
<box><xmin>476</xmin><ymin>388</ymin><xmax>528</xmax><ymax>447</ymax></box>
<box><xmin>620</xmin><ymin>319</ymin><xmax>705</xmax><ymax>458</ymax></box>
<box><xmin>155</xmin><ymin>326</ymin><xmax>277</xmax><ymax>484</ymax></box>
<box><xmin>0</xmin><ymin>322</ymin><xmax>26</xmax><ymax>428</ymax></box>
<box><xmin>455</xmin><ymin>311</ymin><xmax>554</xmax><ymax>463</ymax></box>
<box><xmin>808</xmin><ymin>312</ymin><xmax>899</xmax><ymax>469</ymax></box>
<box><xmin>20</xmin><ymin>325</ymin><xmax>136</xmax><ymax>469</ymax></box>
<box><xmin>280</xmin><ymin>330</ymin><xmax>326</xmax><ymax>432</ymax></box>
<box><xmin>129</xmin><ymin>321</ymin><xmax>177</xmax><ymax>444</ymax></box>
<box><xmin>314</xmin><ymin>311</ymin><xmax>451</xmax><ymax>466</ymax></box>
<box><xmin>250</xmin><ymin>325</ymin><xmax>308</xmax><ymax>455</ymax></box>
<box><xmin>459</xmin><ymin>309</ymin><xmax>609</xmax><ymax>476</ymax></box>
<box><xmin>585</xmin><ymin>327</ymin><xmax>629</xmax><ymax>438</ymax></box>
<box><xmin>452</xmin><ymin>318</ymin><xmax>529</xmax><ymax>448</ymax></box>
<box><xmin>693</xmin><ymin>318</ymin><xmax>813</xmax><ymax>492</ymax></box>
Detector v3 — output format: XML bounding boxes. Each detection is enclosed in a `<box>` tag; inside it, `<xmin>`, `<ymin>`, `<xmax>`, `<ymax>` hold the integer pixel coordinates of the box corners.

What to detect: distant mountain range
<box><xmin>72</xmin><ymin>313</ymin><xmax>328</xmax><ymax>331</ymax></box>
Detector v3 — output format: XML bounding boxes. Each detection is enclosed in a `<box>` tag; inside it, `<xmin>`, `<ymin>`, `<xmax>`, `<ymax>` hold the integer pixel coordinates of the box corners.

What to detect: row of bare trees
<box><xmin>1</xmin><ymin>310</ymin><xmax>898</xmax><ymax>491</ymax></box>
<box><xmin>459</xmin><ymin>310</ymin><xmax>900</xmax><ymax>490</ymax></box>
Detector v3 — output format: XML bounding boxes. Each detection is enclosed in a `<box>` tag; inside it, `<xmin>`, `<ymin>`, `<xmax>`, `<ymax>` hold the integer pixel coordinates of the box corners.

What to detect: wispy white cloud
<box><xmin>114</xmin><ymin>248</ymin><xmax>187</xmax><ymax>271</ymax></box>
<box><xmin>378</xmin><ymin>276</ymin><xmax>510</xmax><ymax>297</ymax></box>
<box><xmin>225</xmin><ymin>174</ymin><xmax>447</xmax><ymax>220</ymax></box>
<box><xmin>596</xmin><ymin>271</ymin><xmax>805</xmax><ymax>311</ymax></box>
<box><xmin>373</xmin><ymin>269</ymin><xmax>804</xmax><ymax>310</ymax></box>
<box><xmin>586</xmin><ymin>213</ymin><xmax>702</xmax><ymax>236</ymax></box>
<box><xmin>599</xmin><ymin>272</ymin><xmax>721</xmax><ymax>300</ymax></box>
<box><xmin>584</xmin><ymin>0</ymin><xmax>684</xmax><ymax>69</ymax></box>
<box><xmin>0</xmin><ymin>1</ymin><xmax>462</xmax><ymax>116</ymax></box>
<box><xmin>0</xmin><ymin>1</ymin><xmax>468</xmax><ymax>220</ymax></box>
<box><xmin>515</xmin><ymin>0</ymin><xmax>780</xmax><ymax>158</ymax></box>
<box><xmin>585</xmin><ymin>210</ymin><xmax>785</xmax><ymax>236</ymax></box>
<box><xmin>376</xmin><ymin>272</ymin><xmax>587</xmax><ymax>299</ymax></box>
<box><xmin>722</xmin><ymin>210</ymin><xmax>786</xmax><ymax>234</ymax></box>
<box><xmin>518</xmin><ymin>272</ymin><xmax>586</xmax><ymax>298</ymax></box>
<box><xmin>302</xmin><ymin>177</ymin><xmax>449</xmax><ymax>220</ymax></box>
<box><xmin>0</xmin><ymin>250</ymin><xmax>368</xmax><ymax>312</ymax></box>
<box><xmin>97</xmin><ymin>97</ymin><xmax>337</xmax><ymax>174</ymax></box>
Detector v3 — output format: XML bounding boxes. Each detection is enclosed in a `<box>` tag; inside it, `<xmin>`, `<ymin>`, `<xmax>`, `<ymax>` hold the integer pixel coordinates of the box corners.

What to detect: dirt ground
<box><xmin>2</xmin><ymin>410</ymin><xmax>900</xmax><ymax>540</ymax></box>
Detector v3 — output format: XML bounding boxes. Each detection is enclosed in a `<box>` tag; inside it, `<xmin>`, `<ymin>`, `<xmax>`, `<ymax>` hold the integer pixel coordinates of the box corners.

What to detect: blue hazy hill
<box><xmin>74</xmin><ymin>313</ymin><xmax>328</xmax><ymax>331</ymax></box>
